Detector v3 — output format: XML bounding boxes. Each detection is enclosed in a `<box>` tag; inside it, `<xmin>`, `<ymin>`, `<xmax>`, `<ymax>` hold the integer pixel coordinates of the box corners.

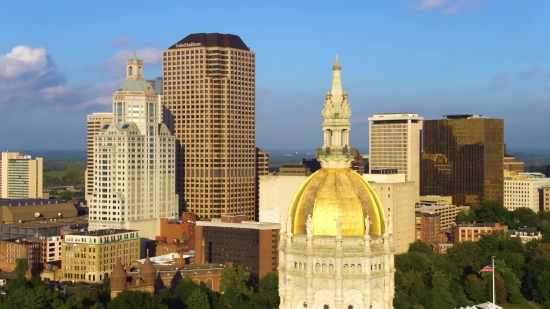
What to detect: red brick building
<box><xmin>415</xmin><ymin>212</ymin><xmax>441</xmax><ymax>251</ymax></box>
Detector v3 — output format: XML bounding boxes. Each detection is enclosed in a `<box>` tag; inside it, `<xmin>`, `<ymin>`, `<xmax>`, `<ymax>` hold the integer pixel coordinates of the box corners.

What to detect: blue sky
<box><xmin>1</xmin><ymin>0</ymin><xmax>550</xmax><ymax>151</ymax></box>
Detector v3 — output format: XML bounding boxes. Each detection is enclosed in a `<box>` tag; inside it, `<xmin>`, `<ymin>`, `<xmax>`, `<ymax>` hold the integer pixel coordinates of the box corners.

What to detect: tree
<box><xmin>456</xmin><ymin>210</ymin><xmax>475</xmax><ymax>224</ymax></box>
<box><xmin>155</xmin><ymin>288</ymin><xmax>183</xmax><ymax>309</ymax></box>
<box><xmin>408</xmin><ymin>242</ymin><xmax>433</xmax><ymax>255</ymax></box>
<box><xmin>429</xmin><ymin>271</ymin><xmax>456</xmax><ymax>309</ymax></box>
<box><xmin>186</xmin><ymin>288</ymin><xmax>211</xmax><ymax>309</ymax></box>
<box><xmin>257</xmin><ymin>272</ymin><xmax>280</xmax><ymax>308</ymax></box>
<box><xmin>219</xmin><ymin>266</ymin><xmax>251</xmax><ymax>296</ymax></box>
<box><xmin>216</xmin><ymin>286</ymin><xmax>249</xmax><ymax>309</ymax></box>
<box><xmin>471</xmin><ymin>201</ymin><xmax>510</xmax><ymax>224</ymax></box>
<box><xmin>523</xmin><ymin>257</ymin><xmax>550</xmax><ymax>299</ymax></box>
<box><xmin>533</xmin><ymin>271</ymin><xmax>550</xmax><ymax>304</ymax></box>
<box><xmin>108</xmin><ymin>290</ymin><xmax>167</xmax><ymax>309</ymax></box>
<box><xmin>173</xmin><ymin>276</ymin><xmax>200</xmax><ymax>307</ymax></box>
<box><xmin>511</xmin><ymin>208</ymin><xmax>538</xmax><ymax>228</ymax></box>
<box><xmin>1</xmin><ymin>284</ymin><xmax>63</xmax><ymax>309</ymax></box>
<box><xmin>464</xmin><ymin>275</ymin><xmax>486</xmax><ymax>302</ymax></box>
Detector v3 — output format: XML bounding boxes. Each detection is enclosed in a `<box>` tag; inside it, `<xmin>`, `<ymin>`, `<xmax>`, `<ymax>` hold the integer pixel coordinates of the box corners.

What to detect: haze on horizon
<box><xmin>1</xmin><ymin>0</ymin><xmax>549</xmax><ymax>151</ymax></box>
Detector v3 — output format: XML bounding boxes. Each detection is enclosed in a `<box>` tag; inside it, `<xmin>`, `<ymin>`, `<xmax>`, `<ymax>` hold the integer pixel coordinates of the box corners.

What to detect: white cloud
<box><xmin>443</xmin><ymin>6</ymin><xmax>459</xmax><ymax>14</ymax></box>
<box><xmin>0</xmin><ymin>45</ymin><xmax>120</xmax><ymax>112</ymax></box>
<box><xmin>0</xmin><ymin>46</ymin><xmax>49</xmax><ymax>78</ymax></box>
<box><xmin>111</xmin><ymin>35</ymin><xmax>132</xmax><ymax>47</ymax></box>
<box><xmin>419</xmin><ymin>0</ymin><xmax>449</xmax><ymax>10</ymax></box>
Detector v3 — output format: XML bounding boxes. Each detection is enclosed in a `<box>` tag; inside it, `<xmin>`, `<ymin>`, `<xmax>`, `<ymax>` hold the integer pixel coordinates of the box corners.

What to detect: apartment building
<box><xmin>61</xmin><ymin>229</ymin><xmax>140</xmax><ymax>283</ymax></box>
<box><xmin>0</xmin><ymin>238</ymin><xmax>42</xmax><ymax>275</ymax></box>
<box><xmin>0</xmin><ymin>152</ymin><xmax>43</xmax><ymax>199</ymax></box>
<box><xmin>415</xmin><ymin>212</ymin><xmax>441</xmax><ymax>248</ymax></box>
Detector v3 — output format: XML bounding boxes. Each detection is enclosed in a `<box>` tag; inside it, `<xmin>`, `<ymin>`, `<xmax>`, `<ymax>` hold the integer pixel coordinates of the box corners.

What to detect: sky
<box><xmin>1</xmin><ymin>0</ymin><xmax>550</xmax><ymax>151</ymax></box>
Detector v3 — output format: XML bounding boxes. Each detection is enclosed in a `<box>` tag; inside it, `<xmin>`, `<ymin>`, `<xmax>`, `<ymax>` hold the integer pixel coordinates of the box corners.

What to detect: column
<box><xmin>363</xmin><ymin>238</ymin><xmax>372</xmax><ymax>309</ymax></box>
<box><xmin>306</xmin><ymin>235</ymin><xmax>314</xmax><ymax>308</ymax></box>
<box><xmin>335</xmin><ymin>236</ymin><xmax>344</xmax><ymax>308</ymax></box>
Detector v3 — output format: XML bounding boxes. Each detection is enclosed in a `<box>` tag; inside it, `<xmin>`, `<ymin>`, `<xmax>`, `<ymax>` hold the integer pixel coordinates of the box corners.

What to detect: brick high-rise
<box><xmin>162</xmin><ymin>33</ymin><xmax>256</xmax><ymax>219</ymax></box>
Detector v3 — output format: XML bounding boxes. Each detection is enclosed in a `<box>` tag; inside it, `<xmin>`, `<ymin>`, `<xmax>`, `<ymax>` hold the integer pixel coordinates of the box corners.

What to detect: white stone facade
<box><xmin>278</xmin><ymin>222</ymin><xmax>395</xmax><ymax>309</ymax></box>
<box><xmin>88</xmin><ymin>56</ymin><xmax>178</xmax><ymax>237</ymax></box>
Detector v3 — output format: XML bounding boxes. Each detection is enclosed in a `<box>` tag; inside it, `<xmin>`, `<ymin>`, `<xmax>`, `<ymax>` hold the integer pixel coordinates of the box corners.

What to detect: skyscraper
<box><xmin>422</xmin><ymin>114</ymin><xmax>504</xmax><ymax>205</ymax></box>
<box><xmin>368</xmin><ymin>113</ymin><xmax>423</xmax><ymax>196</ymax></box>
<box><xmin>162</xmin><ymin>33</ymin><xmax>256</xmax><ymax>220</ymax></box>
<box><xmin>85</xmin><ymin>113</ymin><xmax>113</xmax><ymax>204</ymax></box>
<box><xmin>88</xmin><ymin>55</ymin><xmax>178</xmax><ymax>237</ymax></box>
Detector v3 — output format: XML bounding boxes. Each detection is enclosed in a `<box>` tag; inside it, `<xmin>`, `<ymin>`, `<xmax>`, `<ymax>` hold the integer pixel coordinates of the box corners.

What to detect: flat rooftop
<box><xmin>443</xmin><ymin>114</ymin><xmax>486</xmax><ymax>119</ymax></box>
<box><xmin>197</xmin><ymin>220</ymin><xmax>280</xmax><ymax>230</ymax></box>
<box><xmin>0</xmin><ymin>199</ymin><xmax>70</xmax><ymax>206</ymax></box>
<box><xmin>1</xmin><ymin>216</ymin><xmax>88</xmax><ymax>228</ymax></box>
<box><xmin>65</xmin><ymin>228</ymin><xmax>138</xmax><ymax>236</ymax></box>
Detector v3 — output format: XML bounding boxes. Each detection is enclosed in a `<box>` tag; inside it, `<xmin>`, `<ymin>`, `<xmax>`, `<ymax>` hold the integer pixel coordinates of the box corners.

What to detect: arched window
<box><xmin>128</xmin><ymin>66</ymin><xmax>133</xmax><ymax>76</ymax></box>
<box><xmin>138</xmin><ymin>66</ymin><xmax>142</xmax><ymax>76</ymax></box>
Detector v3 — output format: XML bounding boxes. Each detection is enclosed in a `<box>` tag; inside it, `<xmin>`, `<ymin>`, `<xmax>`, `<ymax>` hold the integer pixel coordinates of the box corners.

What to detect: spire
<box><xmin>331</xmin><ymin>54</ymin><xmax>342</xmax><ymax>96</ymax></box>
<box><xmin>318</xmin><ymin>55</ymin><xmax>354</xmax><ymax>168</ymax></box>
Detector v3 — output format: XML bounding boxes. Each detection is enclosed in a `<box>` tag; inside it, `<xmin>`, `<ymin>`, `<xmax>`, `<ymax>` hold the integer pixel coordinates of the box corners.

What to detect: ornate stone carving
<box><xmin>335</xmin><ymin>216</ymin><xmax>343</xmax><ymax>237</ymax></box>
<box><xmin>364</xmin><ymin>215</ymin><xmax>371</xmax><ymax>236</ymax></box>
<box><xmin>306</xmin><ymin>214</ymin><xmax>313</xmax><ymax>237</ymax></box>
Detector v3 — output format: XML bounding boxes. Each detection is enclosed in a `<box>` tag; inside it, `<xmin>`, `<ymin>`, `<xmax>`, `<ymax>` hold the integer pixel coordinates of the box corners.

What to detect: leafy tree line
<box><xmin>395</xmin><ymin>202</ymin><xmax>550</xmax><ymax>309</ymax></box>
<box><xmin>43</xmin><ymin>159</ymin><xmax>86</xmax><ymax>187</ymax></box>
<box><xmin>0</xmin><ymin>263</ymin><xmax>280</xmax><ymax>309</ymax></box>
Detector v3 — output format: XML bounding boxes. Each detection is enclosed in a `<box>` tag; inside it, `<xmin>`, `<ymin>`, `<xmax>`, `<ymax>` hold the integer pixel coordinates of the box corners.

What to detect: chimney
<box><xmin>179</xmin><ymin>251</ymin><xmax>184</xmax><ymax>265</ymax></box>
<box><xmin>201</xmin><ymin>237</ymin><xmax>206</xmax><ymax>264</ymax></box>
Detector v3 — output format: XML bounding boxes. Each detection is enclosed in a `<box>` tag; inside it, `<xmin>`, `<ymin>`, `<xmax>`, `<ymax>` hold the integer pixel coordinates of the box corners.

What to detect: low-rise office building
<box><xmin>451</xmin><ymin>223</ymin><xmax>508</xmax><ymax>242</ymax></box>
<box><xmin>194</xmin><ymin>214</ymin><xmax>279</xmax><ymax>281</ymax></box>
<box><xmin>61</xmin><ymin>229</ymin><xmax>141</xmax><ymax>283</ymax></box>
<box><xmin>504</xmin><ymin>171</ymin><xmax>550</xmax><ymax>211</ymax></box>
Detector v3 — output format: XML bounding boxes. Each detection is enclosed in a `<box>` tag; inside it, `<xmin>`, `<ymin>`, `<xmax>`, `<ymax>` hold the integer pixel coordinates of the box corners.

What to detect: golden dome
<box><xmin>288</xmin><ymin>168</ymin><xmax>385</xmax><ymax>237</ymax></box>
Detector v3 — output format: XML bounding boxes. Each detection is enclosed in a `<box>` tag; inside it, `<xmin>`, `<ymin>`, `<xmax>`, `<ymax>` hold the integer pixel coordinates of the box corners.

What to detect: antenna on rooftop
<box><xmin>202</xmin><ymin>28</ymin><xmax>205</xmax><ymax>33</ymax></box>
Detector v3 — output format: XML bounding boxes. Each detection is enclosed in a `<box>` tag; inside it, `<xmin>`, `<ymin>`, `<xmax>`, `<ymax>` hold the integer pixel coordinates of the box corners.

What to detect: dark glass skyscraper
<box><xmin>421</xmin><ymin>114</ymin><xmax>504</xmax><ymax>206</ymax></box>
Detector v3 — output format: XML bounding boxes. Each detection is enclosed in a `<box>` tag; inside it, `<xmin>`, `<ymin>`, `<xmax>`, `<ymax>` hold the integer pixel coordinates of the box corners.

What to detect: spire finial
<box><xmin>146</xmin><ymin>249</ymin><xmax>150</xmax><ymax>258</ymax></box>
<box><xmin>332</xmin><ymin>54</ymin><xmax>341</xmax><ymax>71</ymax></box>
<box><xmin>133</xmin><ymin>50</ymin><xmax>137</xmax><ymax>58</ymax></box>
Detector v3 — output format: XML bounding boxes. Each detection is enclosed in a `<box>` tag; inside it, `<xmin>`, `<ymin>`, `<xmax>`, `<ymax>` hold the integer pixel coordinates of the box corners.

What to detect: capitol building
<box><xmin>278</xmin><ymin>56</ymin><xmax>396</xmax><ymax>309</ymax></box>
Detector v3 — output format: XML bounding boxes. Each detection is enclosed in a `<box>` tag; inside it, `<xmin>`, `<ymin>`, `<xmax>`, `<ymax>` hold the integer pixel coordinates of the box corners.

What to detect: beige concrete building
<box><xmin>61</xmin><ymin>229</ymin><xmax>141</xmax><ymax>283</ymax></box>
<box><xmin>418</xmin><ymin>195</ymin><xmax>453</xmax><ymax>205</ymax></box>
<box><xmin>364</xmin><ymin>173</ymin><xmax>416</xmax><ymax>254</ymax></box>
<box><xmin>414</xmin><ymin>204</ymin><xmax>469</xmax><ymax>232</ymax></box>
<box><xmin>85</xmin><ymin>113</ymin><xmax>113</xmax><ymax>204</ymax></box>
<box><xmin>256</xmin><ymin>148</ymin><xmax>269</xmax><ymax>176</ymax></box>
<box><xmin>87</xmin><ymin>55</ymin><xmax>178</xmax><ymax>238</ymax></box>
<box><xmin>369</xmin><ymin>113</ymin><xmax>423</xmax><ymax>196</ymax></box>
<box><xmin>504</xmin><ymin>171</ymin><xmax>550</xmax><ymax>211</ymax></box>
<box><xmin>0</xmin><ymin>152</ymin><xmax>43</xmax><ymax>199</ymax></box>
<box><xmin>543</xmin><ymin>186</ymin><xmax>550</xmax><ymax>211</ymax></box>
<box><xmin>162</xmin><ymin>33</ymin><xmax>256</xmax><ymax>220</ymax></box>
<box><xmin>259</xmin><ymin>173</ymin><xmax>308</xmax><ymax>223</ymax></box>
